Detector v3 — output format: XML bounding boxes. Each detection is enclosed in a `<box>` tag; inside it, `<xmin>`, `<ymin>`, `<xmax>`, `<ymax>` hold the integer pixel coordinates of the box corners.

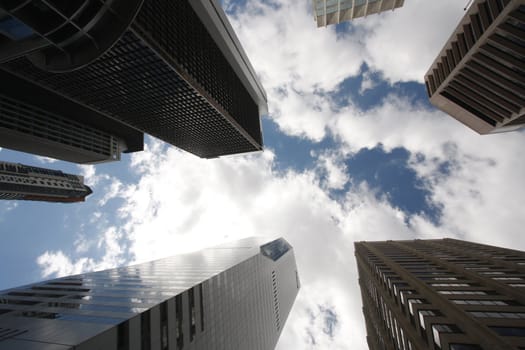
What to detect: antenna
<box><xmin>464</xmin><ymin>0</ymin><xmax>474</xmax><ymax>10</ymax></box>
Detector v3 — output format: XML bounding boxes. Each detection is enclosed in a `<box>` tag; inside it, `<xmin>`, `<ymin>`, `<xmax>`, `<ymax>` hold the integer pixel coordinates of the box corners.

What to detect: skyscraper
<box><xmin>0</xmin><ymin>0</ymin><xmax>267</xmax><ymax>161</ymax></box>
<box><xmin>312</xmin><ymin>0</ymin><xmax>405</xmax><ymax>27</ymax></box>
<box><xmin>425</xmin><ymin>0</ymin><xmax>525</xmax><ymax>134</ymax></box>
<box><xmin>0</xmin><ymin>161</ymin><xmax>92</xmax><ymax>203</ymax></box>
<box><xmin>0</xmin><ymin>237</ymin><xmax>299</xmax><ymax>349</ymax></box>
<box><xmin>355</xmin><ymin>238</ymin><xmax>525</xmax><ymax>350</ymax></box>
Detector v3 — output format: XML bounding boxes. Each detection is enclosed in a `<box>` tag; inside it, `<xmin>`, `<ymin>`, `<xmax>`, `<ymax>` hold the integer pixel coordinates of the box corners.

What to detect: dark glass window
<box><xmin>117</xmin><ymin>321</ymin><xmax>129</xmax><ymax>350</ymax></box>
<box><xmin>160</xmin><ymin>301</ymin><xmax>168</xmax><ymax>350</ymax></box>
<box><xmin>189</xmin><ymin>288</ymin><xmax>196</xmax><ymax>342</ymax></box>
<box><xmin>199</xmin><ymin>284</ymin><xmax>204</xmax><ymax>332</ymax></box>
<box><xmin>175</xmin><ymin>294</ymin><xmax>183</xmax><ymax>350</ymax></box>
<box><xmin>141</xmin><ymin>311</ymin><xmax>151</xmax><ymax>350</ymax></box>
<box><xmin>489</xmin><ymin>326</ymin><xmax>525</xmax><ymax>336</ymax></box>
<box><xmin>450</xmin><ymin>344</ymin><xmax>482</xmax><ymax>350</ymax></box>
<box><xmin>260</xmin><ymin>238</ymin><xmax>292</xmax><ymax>261</ymax></box>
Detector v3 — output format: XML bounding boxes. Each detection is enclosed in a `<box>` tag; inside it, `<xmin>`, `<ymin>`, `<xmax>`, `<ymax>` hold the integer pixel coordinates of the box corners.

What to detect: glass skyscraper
<box><xmin>356</xmin><ymin>238</ymin><xmax>525</xmax><ymax>350</ymax></box>
<box><xmin>0</xmin><ymin>237</ymin><xmax>299</xmax><ymax>349</ymax></box>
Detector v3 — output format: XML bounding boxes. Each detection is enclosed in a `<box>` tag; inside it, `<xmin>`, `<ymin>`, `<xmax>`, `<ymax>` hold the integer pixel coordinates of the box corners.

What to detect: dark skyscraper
<box><xmin>0</xmin><ymin>0</ymin><xmax>267</xmax><ymax>161</ymax></box>
<box><xmin>355</xmin><ymin>238</ymin><xmax>525</xmax><ymax>350</ymax></box>
<box><xmin>0</xmin><ymin>161</ymin><xmax>92</xmax><ymax>203</ymax></box>
<box><xmin>425</xmin><ymin>0</ymin><xmax>524</xmax><ymax>134</ymax></box>
<box><xmin>0</xmin><ymin>237</ymin><xmax>299</xmax><ymax>349</ymax></box>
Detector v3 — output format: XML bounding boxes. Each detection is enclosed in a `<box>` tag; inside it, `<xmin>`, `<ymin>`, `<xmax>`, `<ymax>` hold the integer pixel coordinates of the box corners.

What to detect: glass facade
<box><xmin>0</xmin><ymin>237</ymin><xmax>299</xmax><ymax>349</ymax></box>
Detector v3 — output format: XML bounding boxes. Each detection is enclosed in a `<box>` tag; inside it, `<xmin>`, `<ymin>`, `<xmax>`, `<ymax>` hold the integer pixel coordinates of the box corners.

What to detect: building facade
<box><xmin>0</xmin><ymin>237</ymin><xmax>299</xmax><ymax>349</ymax></box>
<box><xmin>355</xmin><ymin>238</ymin><xmax>525</xmax><ymax>350</ymax></box>
<box><xmin>0</xmin><ymin>0</ymin><xmax>267</xmax><ymax>160</ymax></box>
<box><xmin>313</xmin><ymin>0</ymin><xmax>405</xmax><ymax>27</ymax></box>
<box><xmin>425</xmin><ymin>0</ymin><xmax>525</xmax><ymax>134</ymax></box>
<box><xmin>0</xmin><ymin>161</ymin><xmax>92</xmax><ymax>203</ymax></box>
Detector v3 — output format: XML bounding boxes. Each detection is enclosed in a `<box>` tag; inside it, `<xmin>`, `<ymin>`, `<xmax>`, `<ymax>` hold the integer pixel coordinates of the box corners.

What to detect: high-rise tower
<box><xmin>0</xmin><ymin>0</ymin><xmax>267</xmax><ymax>161</ymax></box>
<box><xmin>0</xmin><ymin>161</ymin><xmax>92</xmax><ymax>203</ymax></box>
<box><xmin>425</xmin><ymin>0</ymin><xmax>525</xmax><ymax>134</ymax></box>
<box><xmin>356</xmin><ymin>238</ymin><xmax>525</xmax><ymax>350</ymax></box>
<box><xmin>0</xmin><ymin>237</ymin><xmax>299</xmax><ymax>349</ymax></box>
<box><xmin>312</xmin><ymin>0</ymin><xmax>405</xmax><ymax>27</ymax></box>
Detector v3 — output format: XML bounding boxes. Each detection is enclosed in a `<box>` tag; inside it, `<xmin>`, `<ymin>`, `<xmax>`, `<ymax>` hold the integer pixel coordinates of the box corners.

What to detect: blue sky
<box><xmin>2</xmin><ymin>1</ymin><xmax>525</xmax><ymax>349</ymax></box>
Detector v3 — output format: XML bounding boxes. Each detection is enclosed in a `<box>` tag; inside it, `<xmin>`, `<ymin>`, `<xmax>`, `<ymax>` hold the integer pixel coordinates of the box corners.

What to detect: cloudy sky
<box><xmin>1</xmin><ymin>0</ymin><xmax>525</xmax><ymax>349</ymax></box>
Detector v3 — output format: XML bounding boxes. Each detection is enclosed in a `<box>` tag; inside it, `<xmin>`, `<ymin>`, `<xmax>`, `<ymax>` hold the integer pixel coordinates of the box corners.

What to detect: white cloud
<box><xmin>33</xmin><ymin>155</ymin><xmax>58</xmax><ymax>164</ymax></box>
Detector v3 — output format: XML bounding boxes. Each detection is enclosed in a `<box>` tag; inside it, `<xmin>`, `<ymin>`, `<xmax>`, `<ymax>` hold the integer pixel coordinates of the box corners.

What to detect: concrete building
<box><xmin>313</xmin><ymin>0</ymin><xmax>405</xmax><ymax>27</ymax></box>
<box><xmin>0</xmin><ymin>0</ymin><xmax>267</xmax><ymax>160</ymax></box>
<box><xmin>0</xmin><ymin>161</ymin><xmax>92</xmax><ymax>203</ymax></box>
<box><xmin>355</xmin><ymin>238</ymin><xmax>525</xmax><ymax>350</ymax></box>
<box><xmin>425</xmin><ymin>0</ymin><xmax>525</xmax><ymax>134</ymax></box>
<box><xmin>0</xmin><ymin>237</ymin><xmax>299</xmax><ymax>349</ymax></box>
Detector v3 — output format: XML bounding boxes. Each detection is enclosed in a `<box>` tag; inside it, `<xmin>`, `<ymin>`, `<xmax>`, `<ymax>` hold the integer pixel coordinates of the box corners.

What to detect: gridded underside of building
<box><xmin>0</xmin><ymin>0</ymin><xmax>262</xmax><ymax>158</ymax></box>
<box><xmin>313</xmin><ymin>0</ymin><xmax>404</xmax><ymax>26</ymax></box>
<box><xmin>355</xmin><ymin>239</ymin><xmax>525</xmax><ymax>350</ymax></box>
<box><xmin>425</xmin><ymin>0</ymin><xmax>525</xmax><ymax>131</ymax></box>
<box><xmin>0</xmin><ymin>238</ymin><xmax>297</xmax><ymax>350</ymax></box>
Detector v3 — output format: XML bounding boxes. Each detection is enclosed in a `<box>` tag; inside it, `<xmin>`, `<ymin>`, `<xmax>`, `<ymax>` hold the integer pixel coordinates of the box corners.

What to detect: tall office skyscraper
<box><xmin>0</xmin><ymin>237</ymin><xmax>299</xmax><ymax>349</ymax></box>
<box><xmin>0</xmin><ymin>0</ymin><xmax>267</xmax><ymax>161</ymax></box>
<box><xmin>0</xmin><ymin>161</ymin><xmax>92</xmax><ymax>203</ymax></box>
<box><xmin>355</xmin><ymin>238</ymin><xmax>525</xmax><ymax>350</ymax></box>
<box><xmin>425</xmin><ymin>0</ymin><xmax>525</xmax><ymax>134</ymax></box>
<box><xmin>313</xmin><ymin>0</ymin><xmax>405</xmax><ymax>27</ymax></box>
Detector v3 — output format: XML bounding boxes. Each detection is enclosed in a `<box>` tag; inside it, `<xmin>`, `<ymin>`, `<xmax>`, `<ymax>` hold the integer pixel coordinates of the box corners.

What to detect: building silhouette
<box><xmin>0</xmin><ymin>237</ymin><xmax>299</xmax><ymax>349</ymax></box>
<box><xmin>313</xmin><ymin>0</ymin><xmax>404</xmax><ymax>27</ymax></box>
<box><xmin>0</xmin><ymin>161</ymin><xmax>92</xmax><ymax>203</ymax></box>
<box><xmin>425</xmin><ymin>0</ymin><xmax>525</xmax><ymax>134</ymax></box>
<box><xmin>355</xmin><ymin>238</ymin><xmax>525</xmax><ymax>350</ymax></box>
<box><xmin>0</xmin><ymin>0</ymin><xmax>267</xmax><ymax>161</ymax></box>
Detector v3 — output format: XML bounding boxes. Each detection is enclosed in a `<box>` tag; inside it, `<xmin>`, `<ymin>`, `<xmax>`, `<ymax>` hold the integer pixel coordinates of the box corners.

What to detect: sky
<box><xmin>1</xmin><ymin>0</ymin><xmax>525</xmax><ymax>349</ymax></box>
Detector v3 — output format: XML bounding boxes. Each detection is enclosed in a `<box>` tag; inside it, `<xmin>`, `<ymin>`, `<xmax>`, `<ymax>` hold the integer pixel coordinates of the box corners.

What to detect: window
<box><xmin>400</xmin><ymin>290</ymin><xmax>414</xmax><ymax>305</ymax></box>
<box><xmin>175</xmin><ymin>294</ymin><xmax>183</xmax><ymax>350</ymax></box>
<box><xmin>189</xmin><ymin>288</ymin><xmax>196</xmax><ymax>341</ymax></box>
<box><xmin>199</xmin><ymin>284</ymin><xmax>204</xmax><ymax>332</ymax></box>
<box><xmin>431</xmin><ymin>283</ymin><xmax>470</xmax><ymax>287</ymax></box>
<box><xmin>408</xmin><ymin>299</ymin><xmax>424</xmax><ymax>316</ymax></box>
<box><xmin>451</xmin><ymin>299</ymin><xmax>508</xmax><ymax>306</ymax></box>
<box><xmin>160</xmin><ymin>301</ymin><xmax>168</xmax><ymax>350</ymax></box>
<box><xmin>438</xmin><ymin>291</ymin><xmax>487</xmax><ymax>295</ymax></box>
<box><xmin>432</xmin><ymin>324</ymin><xmax>461</xmax><ymax>348</ymax></box>
<box><xmin>117</xmin><ymin>321</ymin><xmax>129</xmax><ymax>350</ymax></box>
<box><xmin>418</xmin><ymin>310</ymin><xmax>440</xmax><ymax>330</ymax></box>
<box><xmin>479</xmin><ymin>271</ymin><xmax>504</xmax><ymax>275</ymax></box>
<box><xmin>489</xmin><ymin>326</ymin><xmax>525</xmax><ymax>337</ymax></box>
<box><xmin>449</xmin><ymin>344</ymin><xmax>482</xmax><ymax>350</ymax></box>
<box><xmin>493</xmin><ymin>277</ymin><xmax>523</xmax><ymax>280</ymax></box>
<box><xmin>469</xmin><ymin>311</ymin><xmax>525</xmax><ymax>319</ymax></box>
<box><xmin>141</xmin><ymin>311</ymin><xmax>151</xmax><ymax>350</ymax></box>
